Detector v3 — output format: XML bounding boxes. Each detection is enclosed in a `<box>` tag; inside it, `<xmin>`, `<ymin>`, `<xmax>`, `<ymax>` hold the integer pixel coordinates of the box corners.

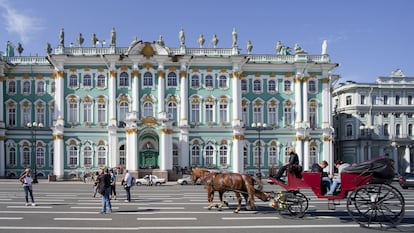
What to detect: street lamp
<box><xmin>251</xmin><ymin>122</ymin><xmax>267</xmax><ymax>180</ymax></box>
<box><xmin>27</xmin><ymin>122</ymin><xmax>44</xmax><ymax>184</ymax></box>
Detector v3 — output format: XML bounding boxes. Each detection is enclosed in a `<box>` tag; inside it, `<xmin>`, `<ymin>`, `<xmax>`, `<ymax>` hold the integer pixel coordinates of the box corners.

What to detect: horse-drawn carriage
<box><xmin>193</xmin><ymin>156</ymin><xmax>405</xmax><ymax>228</ymax></box>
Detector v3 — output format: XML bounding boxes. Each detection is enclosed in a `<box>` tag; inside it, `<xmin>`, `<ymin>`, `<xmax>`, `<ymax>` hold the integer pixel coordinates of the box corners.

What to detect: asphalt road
<box><xmin>0</xmin><ymin>179</ymin><xmax>413</xmax><ymax>233</ymax></box>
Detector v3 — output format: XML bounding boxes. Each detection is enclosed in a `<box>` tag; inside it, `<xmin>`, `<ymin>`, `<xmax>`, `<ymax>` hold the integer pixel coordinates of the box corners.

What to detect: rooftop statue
<box><xmin>198</xmin><ymin>34</ymin><xmax>205</xmax><ymax>48</ymax></box>
<box><xmin>17</xmin><ymin>43</ymin><xmax>23</xmax><ymax>56</ymax></box>
<box><xmin>232</xmin><ymin>28</ymin><xmax>238</xmax><ymax>47</ymax></box>
<box><xmin>111</xmin><ymin>27</ymin><xmax>116</xmax><ymax>46</ymax></box>
<box><xmin>6</xmin><ymin>41</ymin><xmax>14</xmax><ymax>57</ymax></box>
<box><xmin>91</xmin><ymin>33</ymin><xmax>98</xmax><ymax>47</ymax></box>
<box><xmin>276</xmin><ymin>41</ymin><xmax>291</xmax><ymax>55</ymax></box>
<box><xmin>59</xmin><ymin>28</ymin><xmax>64</xmax><ymax>46</ymax></box>
<box><xmin>77</xmin><ymin>33</ymin><xmax>84</xmax><ymax>47</ymax></box>
<box><xmin>156</xmin><ymin>35</ymin><xmax>165</xmax><ymax>46</ymax></box>
<box><xmin>45</xmin><ymin>42</ymin><xmax>52</xmax><ymax>54</ymax></box>
<box><xmin>322</xmin><ymin>40</ymin><xmax>328</xmax><ymax>55</ymax></box>
<box><xmin>179</xmin><ymin>28</ymin><xmax>185</xmax><ymax>47</ymax></box>
<box><xmin>246</xmin><ymin>40</ymin><xmax>253</xmax><ymax>54</ymax></box>
<box><xmin>294</xmin><ymin>43</ymin><xmax>307</xmax><ymax>54</ymax></box>
<box><xmin>212</xmin><ymin>34</ymin><xmax>219</xmax><ymax>48</ymax></box>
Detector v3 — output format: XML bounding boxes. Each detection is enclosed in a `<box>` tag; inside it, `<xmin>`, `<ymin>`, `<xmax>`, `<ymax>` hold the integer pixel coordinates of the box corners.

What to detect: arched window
<box><xmin>97</xmin><ymin>74</ymin><xmax>106</xmax><ymax>88</ymax></box>
<box><xmin>309</xmin><ymin>144</ymin><xmax>318</xmax><ymax>167</ymax></box>
<box><xmin>23</xmin><ymin>81</ymin><xmax>31</xmax><ymax>94</ymax></box>
<box><xmin>308</xmin><ymin>79</ymin><xmax>317</xmax><ymax>93</ymax></box>
<box><xmin>69</xmin><ymin>146</ymin><xmax>78</xmax><ymax>166</ymax></box>
<box><xmin>167</xmin><ymin>72</ymin><xmax>177</xmax><ymax>87</ymax></box>
<box><xmin>119</xmin><ymin>72</ymin><xmax>129</xmax><ymax>87</ymax></box>
<box><xmin>119</xmin><ymin>102</ymin><xmax>129</xmax><ymax>122</ymax></box>
<box><xmin>283</xmin><ymin>80</ymin><xmax>292</xmax><ymax>92</ymax></box>
<box><xmin>36</xmin><ymin>147</ymin><xmax>45</xmax><ymax>167</ymax></box>
<box><xmin>8</xmin><ymin>81</ymin><xmax>16</xmax><ymax>94</ymax></box>
<box><xmin>36</xmin><ymin>81</ymin><xmax>45</xmax><ymax>94</ymax></box>
<box><xmin>143</xmin><ymin>102</ymin><xmax>153</xmax><ymax>117</ymax></box>
<box><xmin>205</xmin><ymin>145</ymin><xmax>214</xmax><ymax>166</ymax></box>
<box><xmin>219</xmin><ymin>145</ymin><xmax>227</xmax><ymax>165</ymax></box>
<box><xmin>23</xmin><ymin>147</ymin><xmax>30</xmax><ymax>166</ymax></box>
<box><xmin>97</xmin><ymin>146</ymin><xmax>106</xmax><ymax>166</ymax></box>
<box><xmin>167</xmin><ymin>102</ymin><xmax>177</xmax><ymax>122</ymax></box>
<box><xmin>205</xmin><ymin>75</ymin><xmax>213</xmax><ymax>88</ymax></box>
<box><xmin>253</xmin><ymin>80</ymin><xmax>261</xmax><ymax>92</ymax></box>
<box><xmin>219</xmin><ymin>75</ymin><xmax>227</xmax><ymax>88</ymax></box>
<box><xmin>83</xmin><ymin>74</ymin><xmax>92</xmax><ymax>88</ymax></box>
<box><xmin>69</xmin><ymin>74</ymin><xmax>78</xmax><ymax>88</ymax></box>
<box><xmin>9</xmin><ymin>147</ymin><xmax>16</xmax><ymax>166</ymax></box>
<box><xmin>119</xmin><ymin>144</ymin><xmax>126</xmax><ymax>166</ymax></box>
<box><xmin>268</xmin><ymin>146</ymin><xmax>278</xmax><ymax>166</ymax></box>
<box><xmin>83</xmin><ymin>145</ymin><xmax>92</xmax><ymax>167</ymax></box>
<box><xmin>143</xmin><ymin>72</ymin><xmax>153</xmax><ymax>87</ymax></box>
<box><xmin>191</xmin><ymin>145</ymin><xmax>201</xmax><ymax>166</ymax></box>
<box><xmin>268</xmin><ymin>80</ymin><xmax>276</xmax><ymax>92</ymax></box>
<box><xmin>191</xmin><ymin>75</ymin><xmax>200</xmax><ymax>88</ymax></box>
<box><xmin>241</xmin><ymin>79</ymin><xmax>248</xmax><ymax>92</ymax></box>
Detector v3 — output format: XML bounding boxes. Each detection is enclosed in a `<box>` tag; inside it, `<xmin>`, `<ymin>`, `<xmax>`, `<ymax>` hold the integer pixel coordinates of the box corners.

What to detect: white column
<box><xmin>179</xmin><ymin>129</ymin><xmax>189</xmax><ymax>167</ymax></box>
<box><xmin>405</xmin><ymin>146</ymin><xmax>411</xmax><ymax>173</ymax></box>
<box><xmin>108</xmin><ymin>69</ymin><xmax>117</xmax><ymax>126</ymax></box>
<box><xmin>294</xmin><ymin>75</ymin><xmax>302</xmax><ymax>128</ymax></box>
<box><xmin>303</xmin><ymin>140</ymin><xmax>309</xmax><ymax>170</ymax></box>
<box><xmin>179</xmin><ymin>70</ymin><xmax>188</xmax><ymax>127</ymax></box>
<box><xmin>295</xmin><ymin>139</ymin><xmax>303</xmax><ymax>166</ymax></box>
<box><xmin>160</xmin><ymin>128</ymin><xmax>173</xmax><ymax>171</ymax></box>
<box><xmin>321</xmin><ymin>77</ymin><xmax>330</xmax><ymax>128</ymax></box>
<box><xmin>302</xmin><ymin>77</ymin><xmax>309</xmax><ymax>125</ymax></box>
<box><xmin>131</xmin><ymin>69</ymin><xmax>139</xmax><ymax>112</ymax></box>
<box><xmin>157</xmin><ymin>70</ymin><xmax>165</xmax><ymax>116</ymax></box>
<box><xmin>53</xmin><ymin>70</ymin><xmax>65</xmax><ymax>179</ymax></box>
<box><xmin>232</xmin><ymin>132</ymin><xmax>244</xmax><ymax>173</ymax></box>
<box><xmin>108</xmin><ymin>127</ymin><xmax>118</xmax><ymax>168</ymax></box>
<box><xmin>0</xmin><ymin>75</ymin><xmax>4</xmax><ymax>122</ymax></box>
<box><xmin>232</xmin><ymin>71</ymin><xmax>242</xmax><ymax>125</ymax></box>
<box><xmin>126</xmin><ymin>128</ymin><xmax>138</xmax><ymax>172</ymax></box>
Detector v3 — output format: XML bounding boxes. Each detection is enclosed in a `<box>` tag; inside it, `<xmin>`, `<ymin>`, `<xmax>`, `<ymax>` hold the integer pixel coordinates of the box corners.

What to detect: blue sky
<box><xmin>0</xmin><ymin>0</ymin><xmax>413</xmax><ymax>84</ymax></box>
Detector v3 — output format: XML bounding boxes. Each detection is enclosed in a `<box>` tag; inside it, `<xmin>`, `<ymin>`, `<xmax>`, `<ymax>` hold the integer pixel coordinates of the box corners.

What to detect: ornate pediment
<box><xmin>126</xmin><ymin>40</ymin><xmax>170</xmax><ymax>59</ymax></box>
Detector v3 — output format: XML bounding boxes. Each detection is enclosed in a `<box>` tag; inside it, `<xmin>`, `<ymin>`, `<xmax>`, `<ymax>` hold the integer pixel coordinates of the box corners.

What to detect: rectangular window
<box><xmin>69</xmin><ymin>103</ymin><xmax>78</xmax><ymax>123</ymax></box>
<box><xmin>83</xmin><ymin>103</ymin><xmax>92</xmax><ymax>123</ymax></box>
<box><xmin>191</xmin><ymin>103</ymin><xmax>200</xmax><ymax>123</ymax></box>
<box><xmin>97</xmin><ymin>103</ymin><xmax>106</xmax><ymax>123</ymax></box>
<box><xmin>219</xmin><ymin>103</ymin><xmax>227</xmax><ymax>123</ymax></box>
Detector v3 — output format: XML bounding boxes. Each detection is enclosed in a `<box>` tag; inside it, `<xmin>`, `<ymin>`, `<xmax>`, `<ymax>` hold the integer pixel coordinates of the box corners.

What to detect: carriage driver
<box><xmin>273</xmin><ymin>147</ymin><xmax>299</xmax><ymax>183</ymax></box>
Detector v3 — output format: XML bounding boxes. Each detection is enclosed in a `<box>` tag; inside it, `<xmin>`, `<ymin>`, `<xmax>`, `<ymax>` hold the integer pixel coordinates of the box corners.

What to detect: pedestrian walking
<box><xmin>19</xmin><ymin>168</ymin><xmax>36</xmax><ymax>206</ymax></box>
<box><xmin>121</xmin><ymin>170</ymin><xmax>133</xmax><ymax>202</ymax></box>
<box><xmin>92</xmin><ymin>171</ymin><xmax>99</xmax><ymax>198</ymax></box>
<box><xmin>110</xmin><ymin>169</ymin><xmax>116</xmax><ymax>200</ymax></box>
<box><xmin>97</xmin><ymin>168</ymin><xmax>112</xmax><ymax>214</ymax></box>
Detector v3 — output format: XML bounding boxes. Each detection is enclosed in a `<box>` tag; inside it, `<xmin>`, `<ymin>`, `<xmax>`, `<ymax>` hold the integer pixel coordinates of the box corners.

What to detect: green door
<box><xmin>140</xmin><ymin>151</ymin><xmax>159</xmax><ymax>168</ymax></box>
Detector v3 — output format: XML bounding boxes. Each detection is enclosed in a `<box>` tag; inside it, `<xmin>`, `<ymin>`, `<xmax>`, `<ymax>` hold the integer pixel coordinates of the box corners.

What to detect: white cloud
<box><xmin>0</xmin><ymin>0</ymin><xmax>44</xmax><ymax>43</ymax></box>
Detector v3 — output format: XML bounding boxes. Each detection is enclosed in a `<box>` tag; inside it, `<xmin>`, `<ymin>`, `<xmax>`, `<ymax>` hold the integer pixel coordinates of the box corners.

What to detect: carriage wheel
<box><xmin>347</xmin><ymin>184</ymin><xmax>405</xmax><ymax>228</ymax></box>
<box><xmin>285</xmin><ymin>191</ymin><xmax>309</xmax><ymax>218</ymax></box>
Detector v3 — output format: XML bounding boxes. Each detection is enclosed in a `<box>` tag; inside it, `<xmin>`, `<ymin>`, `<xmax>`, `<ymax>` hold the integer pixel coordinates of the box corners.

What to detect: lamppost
<box><xmin>251</xmin><ymin>122</ymin><xmax>267</xmax><ymax>180</ymax></box>
<box><xmin>27</xmin><ymin>122</ymin><xmax>44</xmax><ymax>184</ymax></box>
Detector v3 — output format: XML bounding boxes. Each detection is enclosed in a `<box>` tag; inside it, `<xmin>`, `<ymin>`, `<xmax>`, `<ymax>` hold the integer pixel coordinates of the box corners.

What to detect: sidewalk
<box><xmin>0</xmin><ymin>179</ymin><xmax>177</xmax><ymax>185</ymax></box>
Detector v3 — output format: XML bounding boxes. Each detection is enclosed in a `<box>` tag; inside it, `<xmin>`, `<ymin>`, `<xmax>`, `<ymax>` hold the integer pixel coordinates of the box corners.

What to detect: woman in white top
<box><xmin>19</xmin><ymin>168</ymin><xmax>36</xmax><ymax>206</ymax></box>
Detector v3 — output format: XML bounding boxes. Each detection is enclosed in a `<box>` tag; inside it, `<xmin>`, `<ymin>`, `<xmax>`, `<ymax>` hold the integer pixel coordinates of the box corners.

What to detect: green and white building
<box><xmin>0</xmin><ymin>28</ymin><xmax>339</xmax><ymax>180</ymax></box>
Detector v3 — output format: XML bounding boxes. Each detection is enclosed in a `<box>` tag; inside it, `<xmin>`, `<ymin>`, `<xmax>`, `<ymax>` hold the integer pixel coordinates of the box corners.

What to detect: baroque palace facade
<box><xmin>332</xmin><ymin>69</ymin><xmax>414</xmax><ymax>175</ymax></box>
<box><xmin>0</xmin><ymin>28</ymin><xmax>339</xmax><ymax>180</ymax></box>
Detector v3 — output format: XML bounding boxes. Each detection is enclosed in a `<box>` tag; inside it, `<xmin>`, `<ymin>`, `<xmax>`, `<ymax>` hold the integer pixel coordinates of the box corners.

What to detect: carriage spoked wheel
<box><xmin>346</xmin><ymin>183</ymin><xmax>405</xmax><ymax>228</ymax></box>
<box><xmin>285</xmin><ymin>191</ymin><xmax>309</xmax><ymax>218</ymax></box>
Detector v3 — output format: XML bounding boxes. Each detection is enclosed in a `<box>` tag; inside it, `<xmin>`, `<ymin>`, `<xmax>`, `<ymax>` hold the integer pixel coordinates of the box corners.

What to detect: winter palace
<box><xmin>0</xmin><ymin>28</ymin><xmax>339</xmax><ymax>180</ymax></box>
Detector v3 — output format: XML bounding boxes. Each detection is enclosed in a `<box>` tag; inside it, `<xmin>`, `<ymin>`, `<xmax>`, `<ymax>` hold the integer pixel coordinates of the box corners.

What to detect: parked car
<box><xmin>399</xmin><ymin>173</ymin><xmax>414</xmax><ymax>189</ymax></box>
<box><xmin>135</xmin><ymin>175</ymin><xmax>166</xmax><ymax>186</ymax></box>
<box><xmin>177</xmin><ymin>175</ymin><xmax>200</xmax><ymax>185</ymax></box>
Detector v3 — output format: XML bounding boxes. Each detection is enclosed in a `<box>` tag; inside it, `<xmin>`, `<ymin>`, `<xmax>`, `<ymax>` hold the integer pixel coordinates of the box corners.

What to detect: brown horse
<box><xmin>191</xmin><ymin>167</ymin><xmax>219</xmax><ymax>184</ymax></box>
<box><xmin>203</xmin><ymin>172</ymin><xmax>262</xmax><ymax>213</ymax></box>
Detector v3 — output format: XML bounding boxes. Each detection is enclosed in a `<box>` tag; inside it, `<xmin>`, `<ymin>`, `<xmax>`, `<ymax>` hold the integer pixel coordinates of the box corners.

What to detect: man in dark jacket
<box><xmin>97</xmin><ymin>168</ymin><xmax>112</xmax><ymax>214</ymax></box>
<box><xmin>274</xmin><ymin>147</ymin><xmax>299</xmax><ymax>183</ymax></box>
<box><xmin>311</xmin><ymin>160</ymin><xmax>331</xmax><ymax>194</ymax></box>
